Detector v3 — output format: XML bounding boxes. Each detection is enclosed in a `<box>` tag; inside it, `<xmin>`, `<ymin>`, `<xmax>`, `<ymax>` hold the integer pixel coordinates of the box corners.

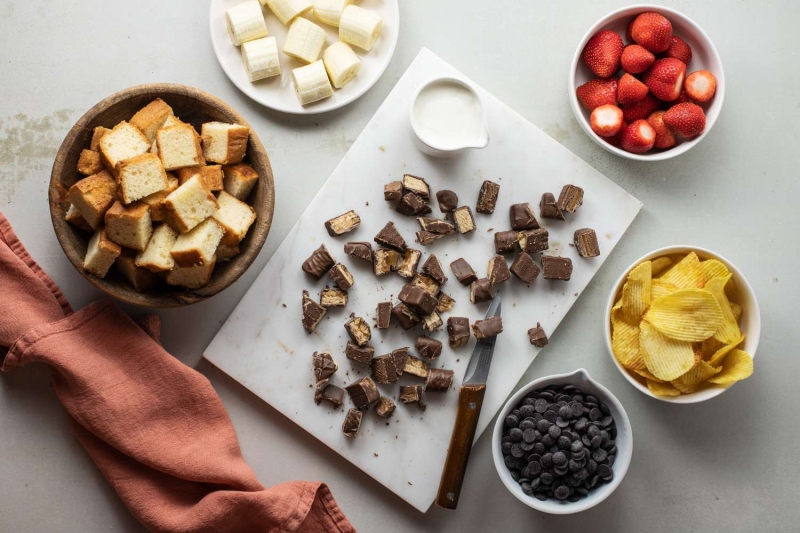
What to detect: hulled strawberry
<box><xmin>630</xmin><ymin>12</ymin><xmax>673</xmax><ymax>53</ymax></box>
<box><xmin>590</xmin><ymin>104</ymin><xmax>624</xmax><ymax>137</ymax></box>
<box><xmin>620</xmin><ymin>44</ymin><xmax>655</xmax><ymax>74</ymax></box>
<box><xmin>646</xmin><ymin>110</ymin><xmax>677</xmax><ymax>149</ymax></box>
<box><xmin>576</xmin><ymin>78</ymin><xmax>619</xmax><ymax>110</ymax></box>
<box><xmin>663</xmin><ymin>36</ymin><xmax>692</xmax><ymax>64</ymax></box>
<box><xmin>582</xmin><ymin>30</ymin><xmax>624</xmax><ymax>78</ymax></box>
<box><xmin>643</xmin><ymin>58</ymin><xmax>686</xmax><ymax>101</ymax></box>
<box><xmin>617</xmin><ymin>73</ymin><xmax>649</xmax><ymax>105</ymax></box>
<box><xmin>683</xmin><ymin>70</ymin><xmax>717</xmax><ymax>102</ymax></box>
<box><xmin>620</xmin><ymin>93</ymin><xmax>660</xmax><ymax>123</ymax></box>
<box><xmin>663</xmin><ymin>102</ymin><xmax>706</xmax><ymax>138</ymax></box>
<box><xmin>621</xmin><ymin>119</ymin><xmax>656</xmax><ymax>153</ymax></box>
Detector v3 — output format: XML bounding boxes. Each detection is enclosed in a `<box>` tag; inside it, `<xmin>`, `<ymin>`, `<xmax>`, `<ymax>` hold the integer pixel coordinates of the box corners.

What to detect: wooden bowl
<box><xmin>49</xmin><ymin>83</ymin><xmax>275</xmax><ymax>307</ymax></box>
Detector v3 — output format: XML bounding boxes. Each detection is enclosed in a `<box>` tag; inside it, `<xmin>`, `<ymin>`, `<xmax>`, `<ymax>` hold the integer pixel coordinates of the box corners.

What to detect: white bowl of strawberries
<box><xmin>569</xmin><ymin>5</ymin><xmax>724</xmax><ymax>160</ymax></box>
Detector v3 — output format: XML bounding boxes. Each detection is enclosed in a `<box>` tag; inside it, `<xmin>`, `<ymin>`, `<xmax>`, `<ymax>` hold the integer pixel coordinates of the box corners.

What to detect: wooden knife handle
<box><xmin>435</xmin><ymin>383</ymin><xmax>487</xmax><ymax>509</ymax></box>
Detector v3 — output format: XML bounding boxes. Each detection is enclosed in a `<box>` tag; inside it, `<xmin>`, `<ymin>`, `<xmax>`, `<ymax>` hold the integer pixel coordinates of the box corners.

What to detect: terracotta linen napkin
<box><xmin>0</xmin><ymin>212</ymin><xmax>355</xmax><ymax>533</ymax></box>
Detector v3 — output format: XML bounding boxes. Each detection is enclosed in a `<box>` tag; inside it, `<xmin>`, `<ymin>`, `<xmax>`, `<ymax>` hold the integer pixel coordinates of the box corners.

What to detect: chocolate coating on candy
<box><xmin>495</xmin><ymin>230</ymin><xmax>519</xmax><ymax>254</ymax></box>
<box><xmin>301</xmin><ymin>290</ymin><xmax>326</xmax><ymax>333</ymax></box>
<box><xmin>422</xmin><ymin>254</ymin><xmax>448</xmax><ymax>284</ymax></box>
<box><xmin>574</xmin><ymin>228</ymin><xmax>600</xmax><ymax>258</ymax></box>
<box><xmin>384</xmin><ymin>181</ymin><xmax>403</xmax><ymax>201</ymax></box>
<box><xmin>399</xmin><ymin>284</ymin><xmax>439</xmax><ymax>316</ymax></box>
<box><xmin>324</xmin><ymin>210</ymin><xmax>361</xmax><ymax>236</ymax></box>
<box><xmin>472</xmin><ymin>316</ymin><xmax>503</xmax><ymax>340</ymax></box>
<box><xmin>375</xmin><ymin>396</ymin><xmax>396</xmax><ymax>418</ymax></box>
<box><xmin>450</xmin><ymin>258</ymin><xmax>478</xmax><ymax>286</ymax></box>
<box><xmin>417</xmin><ymin>216</ymin><xmax>455</xmax><ymax>235</ymax></box>
<box><xmin>344</xmin><ymin>241</ymin><xmax>372</xmax><ymax>262</ymax></box>
<box><xmin>315</xmin><ymin>384</ymin><xmax>344</xmax><ymax>407</ymax></box>
<box><xmin>539</xmin><ymin>192</ymin><xmax>564</xmax><ymax>220</ymax></box>
<box><xmin>391</xmin><ymin>347</ymin><xmax>409</xmax><ymax>376</ymax></box>
<box><xmin>415</xmin><ymin>336</ymin><xmax>443</xmax><ymax>359</ymax></box>
<box><xmin>329</xmin><ymin>263</ymin><xmax>354</xmax><ymax>290</ymax></box>
<box><xmin>453</xmin><ymin>206</ymin><xmax>476</xmax><ymax>233</ymax></box>
<box><xmin>345</xmin><ymin>342</ymin><xmax>374</xmax><ymax>364</ymax></box>
<box><xmin>556</xmin><ymin>184</ymin><xmax>584</xmax><ymax>214</ymax></box>
<box><xmin>374</xmin><ymin>221</ymin><xmax>407</xmax><ymax>251</ymax></box>
<box><xmin>371</xmin><ymin>354</ymin><xmax>398</xmax><ymax>384</ymax></box>
<box><xmin>397</xmin><ymin>193</ymin><xmax>430</xmax><ymax>216</ymax></box>
<box><xmin>476</xmin><ymin>180</ymin><xmax>500</xmax><ymax>214</ymax></box>
<box><xmin>447</xmin><ymin>317</ymin><xmax>470</xmax><ymax>348</ymax></box>
<box><xmin>312</xmin><ymin>351</ymin><xmax>338</xmax><ymax>386</ymax></box>
<box><xmin>470</xmin><ymin>278</ymin><xmax>494</xmax><ymax>304</ymax></box>
<box><xmin>510</xmin><ymin>203</ymin><xmax>539</xmax><ymax>230</ymax></box>
<box><xmin>528</xmin><ymin>323</ymin><xmax>549</xmax><ymax>347</ymax></box>
<box><xmin>344</xmin><ymin>316</ymin><xmax>371</xmax><ymax>346</ymax></box>
<box><xmin>542</xmin><ymin>255</ymin><xmax>573</xmax><ymax>281</ymax></box>
<box><xmin>399</xmin><ymin>385</ymin><xmax>426</xmax><ymax>410</ymax></box>
<box><xmin>342</xmin><ymin>408</ymin><xmax>363</xmax><ymax>438</ymax></box>
<box><xmin>511</xmin><ymin>252</ymin><xmax>540</xmax><ymax>284</ymax></box>
<box><xmin>392</xmin><ymin>302</ymin><xmax>420</xmax><ymax>330</ymax></box>
<box><xmin>415</xmin><ymin>230</ymin><xmax>445</xmax><ymax>246</ymax></box>
<box><xmin>488</xmin><ymin>255</ymin><xmax>511</xmax><ymax>285</ymax></box>
<box><xmin>376</xmin><ymin>301</ymin><xmax>392</xmax><ymax>329</ymax></box>
<box><xmin>518</xmin><ymin>228</ymin><xmax>549</xmax><ymax>254</ymax></box>
<box><xmin>302</xmin><ymin>244</ymin><xmax>335</xmax><ymax>279</ymax></box>
<box><xmin>402</xmin><ymin>174</ymin><xmax>431</xmax><ymax>201</ymax></box>
<box><xmin>345</xmin><ymin>377</ymin><xmax>380</xmax><ymax>409</ymax></box>
<box><xmin>425</xmin><ymin>368</ymin><xmax>454</xmax><ymax>393</ymax></box>
<box><xmin>436</xmin><ymin>189</ymin><xmax>459</xmax><ymax>213</ymax></box>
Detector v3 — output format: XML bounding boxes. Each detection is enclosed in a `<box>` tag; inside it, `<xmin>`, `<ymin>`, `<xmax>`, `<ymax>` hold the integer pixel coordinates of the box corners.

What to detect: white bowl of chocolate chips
<box><xmin>492</xmin><ymin>368</ymin><xmax>632</xmax><ymax>514</ymax></box>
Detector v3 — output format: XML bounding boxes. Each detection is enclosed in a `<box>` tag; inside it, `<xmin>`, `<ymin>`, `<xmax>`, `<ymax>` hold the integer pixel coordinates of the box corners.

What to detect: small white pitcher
<box><xmin>409</xmin><ymin>76</ymin><xmax>490</xmax><ymax>158</ymax></box>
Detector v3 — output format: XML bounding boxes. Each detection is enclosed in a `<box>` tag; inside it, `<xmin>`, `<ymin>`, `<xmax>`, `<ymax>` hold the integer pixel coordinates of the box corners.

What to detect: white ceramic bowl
<box><xmin>604</xmin><ymin>246</ymin><xmax>760</xmax><ymax>403</ymax></box>
<box><xmin>569</xmin><ymin>4</ymin><xmax>725</xmax><ymax>161</ymax></box>
<box><xmin>492</xmin><ymin>369</ymin><xmax>632</xmax><ymax>514</ymax></box>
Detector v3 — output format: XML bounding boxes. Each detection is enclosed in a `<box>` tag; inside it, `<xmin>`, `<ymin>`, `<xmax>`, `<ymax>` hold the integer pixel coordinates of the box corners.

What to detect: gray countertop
<box><xmin>1</xmin><ymin>1</ymin><xmax>798</xmax><ymax>531</ymax></box>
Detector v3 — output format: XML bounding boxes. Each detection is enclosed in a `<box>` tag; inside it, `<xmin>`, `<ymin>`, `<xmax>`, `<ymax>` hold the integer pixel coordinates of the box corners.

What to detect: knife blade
<box><xmin>436</xmin><ymin>292</ymin><xmax>501</xmax><ymax>509</ymax></box>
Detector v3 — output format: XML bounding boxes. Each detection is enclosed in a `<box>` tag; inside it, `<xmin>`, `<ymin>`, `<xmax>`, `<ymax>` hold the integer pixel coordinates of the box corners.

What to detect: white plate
<box><xmin>210</xmin><ymin>0</ymin><xmax>399</xmax><ymax>114</ymax></box>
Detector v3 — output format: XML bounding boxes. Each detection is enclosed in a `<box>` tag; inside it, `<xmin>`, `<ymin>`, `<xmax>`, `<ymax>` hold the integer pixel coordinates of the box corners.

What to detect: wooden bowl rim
<box><xmin>49</xmin><ymin>83</ymin><xmax>275</xmax><ymax>308</ymax></box>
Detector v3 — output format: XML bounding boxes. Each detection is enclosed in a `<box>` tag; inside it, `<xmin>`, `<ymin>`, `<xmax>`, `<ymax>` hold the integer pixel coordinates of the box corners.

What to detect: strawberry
<box><xmin>576</xmin><ymin>78</ymin><xmax>619</xmax><ymax>110</ymax></box>
<box><xmin>663</xmin><ymin>102</ymin><xmax>706</xmax><ymax>138</ymax></box>
<box><xmin>582</xmin><ymin>30</ymin><xmax>624</xmax><ymax>78</ymax></box>
<box><xmin>590</xmin><ymin>105</ymin><xmax>624</xmax><ymax>137</ymax></box>
<box><xmin>617</xmin><ymin>73</ymin><xmax>649</xmax><ymax>104</ymax></box>
<box><xmin>684</xmin><ymin>70</ymin><xmax>717</xmax><ymax>102</ymax></box>
<box><xmin>663</xmin><ymin>36</ymin><xmax>692</xmax><ymax>64</ymax></box>
<box><xmin>621</xmin><ymin>119</ymin><xmax>656</xmax><ymax>153</ymax></box>
<box><xmin>630</xmin><ymin>12</ymin><xmax>673</xmax><ymax>53</ymax></box>
<box><xmin>646</xmin><ymin>110</ymin><xmax>677</xmax><ymax>149</ymax></box>
<box><xmin>625</xmin><ymin>19</ymin><xmax>635</xmax><ymax>43</ymax></box>
<box><xmin>604</xmin><ymin>121</ymin><xmax>628</xmax><ymax>147</ymax></box>
<box><xmin>643</xmin><ymin>58</ymin><xmax>686</xmax><ymax>101</ymax></box>
<box><xmin>620</xmin><ymin>94</ymin><xmax>660</xmax><ymax>123</ymax></box>
<box><xmin>670</xmin><ymin>90</ymin><xmax>695</xmax><ymax>106</ymax></box>
<box><xmin>620</xmin><ymin>45</ymin><xmax>655</xmax><ymax>74</ymax></box>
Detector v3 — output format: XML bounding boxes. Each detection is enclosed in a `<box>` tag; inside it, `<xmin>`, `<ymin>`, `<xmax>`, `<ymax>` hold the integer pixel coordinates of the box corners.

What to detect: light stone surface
<box><xmin>1</xmin><ymin>1</ymin><xmax>799</xmax><ymax>531</ymax></box>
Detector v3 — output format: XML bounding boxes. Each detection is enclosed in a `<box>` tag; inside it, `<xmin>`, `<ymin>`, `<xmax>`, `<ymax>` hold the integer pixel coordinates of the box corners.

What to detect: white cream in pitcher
<box><xmin>411</xmin><ymin>79</ymin><xmax>488</xmax><ymax>151</ymax></box>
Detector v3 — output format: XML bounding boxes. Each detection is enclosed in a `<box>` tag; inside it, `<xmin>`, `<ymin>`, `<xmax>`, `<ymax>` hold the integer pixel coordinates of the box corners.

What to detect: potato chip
<box><xmin>621</xmin><ymin>261</ymin><xmax>651</xmax><ymax>324</ymax></box>
<box><xmin>707</xmin><ymin>333</ymin><xmax>745</xmax><ymax>367</ymax></box>
<box><xmin>724</xmin><ymin>277</ymin><xmax>739</xmax><ymax>302</ymax></box>
<box><xmin>700</xmin><ymin>336</ymin><xmax>724</xmax><ymax>357</ymax></box>
<box><xmin>651</xmin><ymin>279</ymin><xmax>678</xmax><ymax>300</ymax></box>
<box><xmin>730</xmin><ymin>302</ymin><xmax>742</xmax><ymax>321</ymax></box>
<box><xmin>707</xmin><ymin>349</ymin><xmax>753</xmax><ymax>385</ymax></box>
<box><xmin>700</xmin><ymin>259</ymin><xmax>730</xmax><ymax>282</ymax></box>
<box><xmin>651</xmin><ymin>256</ymin><xmax>673</xmax><ymax>276</ymax></box>
<box><xmin>660</xmin><ymin>252</ymin><xmax>705</xmax><ymax>289</ymax></box>
<box><xmin>647</xmin><ymin>379</ymin><xmax>681</xmax><ymax>397</ymax></box>
<box><xmin>639</xmin><ymin>320</ymin><xmax>696</xmax><ymax>381</ymax></box>
<box><xmin>634</xmin><ymin>367</ymin><xmax>664</xmax><ymax>383</ymax></box>
<box><xmin>644</xmin><ymin>289</ymin><xmax>724</xmax><ymax>342</ymax></box>
<box><xmin>612</xmin><ymin>309</ymin><xmax>645</xmax><ymax>370</ymax></box>
<box><xmin>673</xmin><ymin>361</ymin><xmax>721</xmax><ymax>393</ymax></box>
<box><xmin>704</xmin><ymin>275</ymin><xmax>741</xmax><ymax>344</ymax></box>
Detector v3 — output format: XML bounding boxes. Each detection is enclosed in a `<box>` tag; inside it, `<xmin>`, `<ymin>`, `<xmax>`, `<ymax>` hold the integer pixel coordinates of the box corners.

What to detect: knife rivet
<box><xmin>469</xmin><ymin>402</ymin><xmax>476</xmax><ymax>410</ymax></box>
<box><xmin>447</xmin><ymin>492</ymin><xmax>455</xmax><ymax>501</ymax></box>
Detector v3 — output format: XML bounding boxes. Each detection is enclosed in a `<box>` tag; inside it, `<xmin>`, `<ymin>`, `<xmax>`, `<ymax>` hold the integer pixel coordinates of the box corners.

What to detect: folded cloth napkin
<box><xmin>0</xmin><ymin>212</ymin><xmax>355</xmax><ymax>533</ymax></box>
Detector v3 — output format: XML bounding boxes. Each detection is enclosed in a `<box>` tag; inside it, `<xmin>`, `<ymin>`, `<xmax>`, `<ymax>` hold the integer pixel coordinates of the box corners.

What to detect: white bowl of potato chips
<box><xmin>605</xmin><ymin>246</ymin><xmax>759</xmax><ymax>403</ymax></box>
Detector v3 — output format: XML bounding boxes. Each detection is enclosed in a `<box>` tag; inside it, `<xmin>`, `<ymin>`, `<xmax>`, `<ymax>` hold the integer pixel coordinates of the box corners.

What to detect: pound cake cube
<box><xmin>170</xmin><ymin>218</ymin><xmax>225</xmax><ymax>267</ymax></box>
<box><xmin>163</xmin><ymin>175</ymin><xmax>219</xmax><ymax>233</ymax></box>
<box><xmin>90</xmin><ymin>126</ymin><xmax>111</xmax><ymax>151</ymax></box>
<box><xmin>98</xmin><ymin>120</ymin><xmax>151</xmax><ymax>171</ymax></box>
<box><xmin>175</xmin><ymin>165</ymin><xmax>224</xmax><ymax>191</ymax></box>
<box><xmin>156</xmin><ymin>124</ymin><xmax>205</xmax><ymax>171</ymax></box>
<box><xmin>140</xmin><ymin>174</ymin><xmax>178</xmax><ymax>222</ymax></box>
<box><xmin>201</xmin><ymin>122</ymin><xmax>249</xmax><ymax>165</ymax></box>
<box><xmin>222</xmin><ymin>163</ymin><xmax>259</xmax><ymax>200</ymax></box>
<box><xmin>166</xmin><ymin>258</ymin><xmax>216</xmax><ymax>289</ymax></box>
<box><xmin>212</xmin><ymin>191</ymin><xmax>256</xmax><ymax>246</ymax></box>
<box><xmin>116</xmin><ymin>153</ymin><xmax>169</xmax><ymax>204</ymax></box>
<box><xmin>130</xmin><ymin>98</ymin><xmax>174</xmax><ymax>142</ymax></box>
<box><xmin>65</xmin><ymin>170</ymin><xmax>118</xmax><ymax>230</ymax></box>
<box><xmin>135</xmin><ymin>223</ymin><xmax>178</xmax><ymax>272</ymax></box>
<box><xmin>83</xmin><ymin>228</ymin><xmax>121</xmax><ymax>278</ymax></box>
<box><xmin>65</xmin><ymin>204</ymin><xmax>93</xmax><ymax>233</ymax></box>
<box><xmin>115</xmin><ymin>248</ymin><xmax>159</xmax><ymax>292</ymax></box>
<box><xmin>104</xmin><ymin>201</ymin><xmax>153</xmax><ymax>251</ymax></box>
<box><xmin>77</xmin><ymin>149</ymin><xmax>105</xmax><ymax>176</ymax></box>
<box><xmin>216</xmin><ymin>241</ymin><xmax>240</xmax><ymax>261</ymax></box>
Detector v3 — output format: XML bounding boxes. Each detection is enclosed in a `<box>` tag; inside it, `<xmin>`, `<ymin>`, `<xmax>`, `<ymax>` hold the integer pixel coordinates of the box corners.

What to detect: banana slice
<box><xmin>226</xmin><ymin>0</ymin><xmax>268</xmax><ymax>46</ymax></box>
<box><xmin>283</xmin><ymin>17</ymin><xmax>327</xmax><ymax>64</ymax></box>
<box><xmin>339</xmin><ymin>5</ymin><xmax>382</xmax><ymax>51</ymax></box>
<box><xmin>313</xmin><ymin>0</ymin><xmax>352</xmax><ymax>27</ymax></box>
<box><xmin>262</xmin><ymin>0</ymin><xmax>312</xmax><ymax>26</ymax></box>
<box><xmin>242</xmin><ymin>36</ymin><xmax>281</xmax><ymax>81</ymax></box>
<box><xmin>323</xmin><ymin>42</ymin><xmax>361</xmax><ymax>88</ymax></box>
<box><xmin>293</xmin><ymin>60</ymin><xmax>334</xmax><ymax>105</ymax></box>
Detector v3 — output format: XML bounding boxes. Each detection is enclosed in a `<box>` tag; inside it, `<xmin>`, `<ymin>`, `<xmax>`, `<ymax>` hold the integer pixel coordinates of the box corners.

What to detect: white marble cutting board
<box><xmin>204</xmin><ymin>48</ymin><xmax>642</xmax><ymax>512</ymax></box>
